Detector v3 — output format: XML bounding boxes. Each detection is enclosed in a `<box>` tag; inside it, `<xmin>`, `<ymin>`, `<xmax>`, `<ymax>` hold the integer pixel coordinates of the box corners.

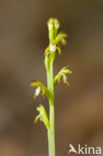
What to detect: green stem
<box><xmin>47</xmin><ymin>57</ymin><xmax>55</xmax><ymax>156</ymax></box>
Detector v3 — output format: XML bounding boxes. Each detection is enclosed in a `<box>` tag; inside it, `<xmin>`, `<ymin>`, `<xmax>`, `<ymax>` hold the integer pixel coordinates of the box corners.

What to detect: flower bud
<box><xmin>47</xmin><ymin>18</ymin><xmax>54</xmax><ymax>41</ymax></box>
<box><xmin>54</xmin><ymin>18</ymin><xmax>60</xmax><ymax>37</ymax></box>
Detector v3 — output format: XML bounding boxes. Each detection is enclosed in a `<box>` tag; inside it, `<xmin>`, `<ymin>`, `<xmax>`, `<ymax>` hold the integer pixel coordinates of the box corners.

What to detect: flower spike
<box><xmin>30</xmin><ymin>18</ymin><xmax>72</xmax><ymax>156</ymax></box>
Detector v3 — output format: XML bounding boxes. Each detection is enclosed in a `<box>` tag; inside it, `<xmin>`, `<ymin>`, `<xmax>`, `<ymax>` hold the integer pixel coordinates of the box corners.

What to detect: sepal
<box><xmin>55</xmin><ymin>32</ymin><xmax>67</xmax><ymax>45</ymax></box>
<box><xmin>44</xmin><ymin>46</ymin><xmax>50</xmax><ymax>56</ymax></box>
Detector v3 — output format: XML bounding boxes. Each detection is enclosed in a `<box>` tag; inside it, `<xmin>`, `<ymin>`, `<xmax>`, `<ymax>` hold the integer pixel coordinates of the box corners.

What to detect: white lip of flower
<box><xmin>50</xmin><ymin>44</ymin><xmax>56</xmax><ymax>52</ymax></box>
<box><xmin>35</xmin><ymin>87</ymin><xmax>41</xmax><ymax>96</ymax></box>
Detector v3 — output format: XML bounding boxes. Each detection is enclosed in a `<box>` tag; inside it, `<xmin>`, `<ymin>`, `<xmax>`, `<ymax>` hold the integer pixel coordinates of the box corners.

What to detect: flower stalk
<box><xmin>30</xmin><ymin>18</ymin><xmax>72</xmax><ymax>156</ymax></box>
<box><xmin>46</xmin><ymin>51</ymin><xmax>55</xmax><ymax>156</ymax></box>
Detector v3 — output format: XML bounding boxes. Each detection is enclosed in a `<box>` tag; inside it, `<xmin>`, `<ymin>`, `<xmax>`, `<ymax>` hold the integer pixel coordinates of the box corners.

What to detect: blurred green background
<box><xmin>0</xmin><ymin>0</ymin><xmax>103</xmax><ymax>156</ymax></box>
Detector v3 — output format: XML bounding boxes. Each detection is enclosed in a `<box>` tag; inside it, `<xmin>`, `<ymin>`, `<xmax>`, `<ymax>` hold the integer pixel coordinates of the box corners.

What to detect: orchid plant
<box><xmin>30</xmin><ymin>18</ymin><xmax>72</xmax><ymax>156</ymax></box>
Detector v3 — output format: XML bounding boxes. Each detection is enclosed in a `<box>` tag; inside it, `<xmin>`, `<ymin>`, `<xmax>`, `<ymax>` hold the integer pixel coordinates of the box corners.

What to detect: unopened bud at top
<box><xmin>47</xmin><ymin>18</ymin><xmax>54</xmax><ymax>30</ymax></box>
<box><xmin>47</xmin><ymin>18</ymin><xmax>60</xmax><ymax>41</ymax></box>
<box><xmin>47</xmin><ymin>18</ymin><xmax>54</xmax><ymax>41</ymax></box>
<box><xmin>54</xmin><ymin>18</ymin><xmax>60</xmax><ymax>35</ymax></box>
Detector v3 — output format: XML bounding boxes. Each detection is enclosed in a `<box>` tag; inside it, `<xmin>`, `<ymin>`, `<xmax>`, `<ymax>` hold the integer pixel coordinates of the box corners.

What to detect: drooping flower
<box><xmin>54</xmin><ymin>66</ymin><xmax>72</xmax><ymax>87</ymax></box>
<box><xmin>35</xmin><ymin>104</ymin><xmax>49</xmax><ymax>130</ymax></box>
